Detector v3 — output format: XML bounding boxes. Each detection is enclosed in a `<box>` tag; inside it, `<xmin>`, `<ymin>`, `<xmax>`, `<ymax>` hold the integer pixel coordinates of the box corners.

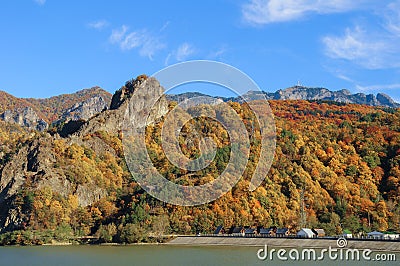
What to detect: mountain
<box><xmin>248</xmin><ymin>86</ymin><xmax>400</xmax><ymax>108</ymax></box>
<box><xmin>168</xmin><ymin>86</ymin><xmax>399</xmax><ymax>108</ymax></box>
<box><xmin>0</xmin><ymin>76</ymin><xmax>168</xmax><ymax>234</ymax></box>
<box><xmin>1</xmin><ymin>85</ymin><xmax>398</xmax><ymax>132</ymax></box>
<box><xmin>0</xmin><ymin>87</ymin><xmax>112</xmax><ymax>131</ymax></box>
<box><xmin>0</xmin><ymin>107</ymin><xmax>48</xmax><ymax>132</ymax></box>
<box><xmin>25</xmin><ymin>87</ymin><xmax>112</xmax><ymax>123</ymax></box>
<box><xmin>0</xmin><ymin>78</ymin><xmax>399</xmax><ymax>244</ymax></box>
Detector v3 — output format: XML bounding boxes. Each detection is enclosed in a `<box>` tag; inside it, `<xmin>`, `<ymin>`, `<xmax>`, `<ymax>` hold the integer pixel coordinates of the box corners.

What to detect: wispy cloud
<box><xmin>34</xmin><ymin>0</ymin><xmax>46</xmax><ymax>5</ymax></box>
<box><xmin>109</xmin><ymin>25</ymin><xmax>129</xmax><ymax>44</ymax></box>
<box><xmin>322</xmin><ymin>2</ymin><xmax>400</xmax><ymax>70</ymax></box>
<box><xmin>165</xmin><ymin>42</ymin><xmax>196</xmax><ymax>65</ymax></box>
<box><xmin>207</xmin><ymin>46</ymin><xmax>227</xmax><ymax>60</ymax></box>
<box><xmin>322</xmin><ymin>26</ymin><xmax>392</xmax><ymax>69</ymax></box>
<box><xmin>159</xmin><ymin>21</ymin><xmax>170</xmax><ymax>32</ymax></box>
<box><xmin>356</xmin><ymin>83</ymin><xmax>400</xmax><ymax>92</ymax></box>
<box><xmin>176</xmin><ymin>43</ymin><xmax>195</xmax><ymax>61</ymax></box>
<box><xmin>242</xmin><ymin>0</ymin><xmax>367</xmax><ymax>25</ymax></box>
<box><xmin>109</xmin><ymin>25</ymin><xmax>165</xmax><ymax>60</ymax></box>
<box><xmin>87</xmin><ymin>20</ymin><xmax>109</xmax><ymax>31</ymax></box>
<box><xmin>384</xmin><ymin>1</ymin><xmax>400</xmax><ymax>36</ymax></box>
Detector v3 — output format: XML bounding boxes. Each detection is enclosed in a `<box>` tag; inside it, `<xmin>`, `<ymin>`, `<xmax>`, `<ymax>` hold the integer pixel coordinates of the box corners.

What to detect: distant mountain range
<box><xmin>167</xmin><ymin>86</ymin><xmax>400</xmax><ymax>108</ymax></box>
<box><xmin>0</xmin><ymin>85</ymin><xmax>398</xmax><ymax>131</ymax></box>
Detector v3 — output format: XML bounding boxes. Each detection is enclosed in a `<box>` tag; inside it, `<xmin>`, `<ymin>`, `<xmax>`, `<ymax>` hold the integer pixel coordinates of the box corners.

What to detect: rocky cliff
<box><xmin>60</xmin><ymin>95</ymin><xmax>109</xmax><ymax>122</ymax></box>
<box><xmin>0</xmin><ymin>107</ymin><xmax>48</xmax><ymax>131</ymax></box>
<box><xmin>0</xmin><ymin>76</ymin><xmax>168</xmax><ymax>232</ymax></box>
<box><xmin>0</xmin><ymin>87</ymin><xmax>112</xmax><ymax>131</ymax></box>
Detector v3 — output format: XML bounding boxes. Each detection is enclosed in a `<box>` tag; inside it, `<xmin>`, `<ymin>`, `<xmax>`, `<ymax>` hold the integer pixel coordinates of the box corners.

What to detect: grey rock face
<box><xmin>76</xmin><ymin>77</ymin><xmax>169</xmax><ymax>136</ymax></box>
<box><xmin>0</xmin><ymin>107</ymin><xmax>48</xmax><ymax>131</ymax></box>
<box><xmin>377</xmin><ymin>93</ymin><xmax>398</xmax><ymax>107</ymax></box>
<box><xmin>61</xmin><ymin>96</ymin><xmax>108</xmax><ymax>121</ymax></box>
<box><xmin>271</xmin><ymin>86</ymin><xmax>399</xmax><ymax>107</ymax></box>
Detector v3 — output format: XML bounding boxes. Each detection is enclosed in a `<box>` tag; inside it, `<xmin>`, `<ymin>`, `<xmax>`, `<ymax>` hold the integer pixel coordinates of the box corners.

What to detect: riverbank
<box><xmin>167</xmin><ymin>236</ymin><xmax>400</xmax><ymax>252</ymax></box>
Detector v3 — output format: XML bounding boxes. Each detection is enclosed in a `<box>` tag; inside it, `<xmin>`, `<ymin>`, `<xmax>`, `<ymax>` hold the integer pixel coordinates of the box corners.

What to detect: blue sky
<box><xmin>1</xmin><ymin>0</ymin><xmax>400</xmax><ymax>102</ymax></box>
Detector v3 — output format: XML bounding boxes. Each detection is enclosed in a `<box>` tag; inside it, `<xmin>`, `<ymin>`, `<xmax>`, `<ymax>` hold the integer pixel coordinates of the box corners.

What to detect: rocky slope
<box><xmin>0</xmin><ymin>76</ymin><xmax>168</xmax><ymax>232</ymax></box>
<box><xmin>0</xmin><ymin>87</ymin><xmax>112</xmax><ymax>131</ymax></box>
<box><xmin>0</xmin><ymin>107</ymin><xmax>48</xmax><ymax>131</ymax></box>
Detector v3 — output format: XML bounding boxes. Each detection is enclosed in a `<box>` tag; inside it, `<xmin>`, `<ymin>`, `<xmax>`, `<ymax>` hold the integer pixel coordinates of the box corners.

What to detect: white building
<box><xmin>297</xmin><ymin>228</ymin><xmax>315</xmax><ymax>238</ymax></box>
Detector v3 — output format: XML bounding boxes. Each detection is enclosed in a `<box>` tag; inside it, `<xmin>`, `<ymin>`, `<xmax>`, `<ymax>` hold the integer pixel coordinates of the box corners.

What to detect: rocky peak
<box><xmin>339</xmin><ymin>89</ymin><xmax>351</xmax><ymax>95</ymax></box>
<box><xmin>74</xmin><ymin>75</ymin><xmax>168</xmax><ymax>137</ymax></box>
<box><xmin>0</xmin><ymin>107</ymin><xmax>48</xmax><ymax>131</ymax></box>
<box><xmin>376</xmin><ymin>93</ymin><xmax>397</xmax><ymax>107</ymax></box>
<box><xmin>61</xmin><ymin>95</ymin><xmax>108</xmax><ymax>122</ymax></box>
<box><xmin>276</xmin><ymin>86</ymin><xmax>332</xmax><ymax>100</ymax></box>
<box><xmin>110</xmin><ymin>74</ymin><xmax>148</xmax><ymax>110</ymax></box>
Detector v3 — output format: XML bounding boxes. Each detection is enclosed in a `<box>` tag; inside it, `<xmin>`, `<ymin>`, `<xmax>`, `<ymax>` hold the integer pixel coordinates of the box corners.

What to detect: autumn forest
<box><xmin>0</xmin><ymin>81</ymin><xmax>399</xmax><ymax>245</ymax></box>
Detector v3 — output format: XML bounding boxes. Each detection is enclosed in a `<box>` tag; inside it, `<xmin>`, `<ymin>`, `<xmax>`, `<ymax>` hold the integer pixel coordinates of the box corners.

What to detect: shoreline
<box><xmin>1</xmin><ymin>236</ymin><xmax>399</xmax><ymax>253</ymax></box>
<box><xmin>167</xmin><ymin>236</ymin><xmax>400</xmax><ymax>252</ymax></box>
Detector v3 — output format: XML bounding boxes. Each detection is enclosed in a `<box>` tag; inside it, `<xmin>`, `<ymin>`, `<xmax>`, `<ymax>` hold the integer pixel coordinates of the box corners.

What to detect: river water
<box><xmin>0</xmin><ymin>245</ymin><xmax>397</xmax><ymax>266</ymax></box>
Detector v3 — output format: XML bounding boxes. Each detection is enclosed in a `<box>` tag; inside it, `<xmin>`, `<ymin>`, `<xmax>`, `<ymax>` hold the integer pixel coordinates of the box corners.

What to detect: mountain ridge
<box><xmin>0</xmin><ymin>85</ymin><xmax>398</xmax><ymax>132</ymax></box>
<box><xmin>0</xmin><ymin>87</ymin><xmax>112</xmax><ymax>131</ymax></box>
<box><xmin>168</xmin><ymin>86</ymin><xmax>399</xmax><ymax>108</ymax></box>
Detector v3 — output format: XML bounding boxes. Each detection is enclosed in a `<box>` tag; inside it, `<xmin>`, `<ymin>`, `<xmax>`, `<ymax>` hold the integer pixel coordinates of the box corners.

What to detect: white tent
<box><xmin>297</xmin><ymin>228</ymin><xmax>315</xmax><ymax>238</ymax></box>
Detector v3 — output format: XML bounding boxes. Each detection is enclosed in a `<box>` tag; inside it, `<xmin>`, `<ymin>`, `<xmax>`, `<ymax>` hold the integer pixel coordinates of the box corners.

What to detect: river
<box><xmin>0</xmin><ymin>245</ymin><xmax>397</xmax><ymax>266</ymax></box>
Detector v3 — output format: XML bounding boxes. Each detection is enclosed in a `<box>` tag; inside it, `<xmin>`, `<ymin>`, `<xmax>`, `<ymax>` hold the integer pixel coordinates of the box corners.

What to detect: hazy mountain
<box><xmin>167</xmin><ymin>86</ymin><xmax>399</xmax><ymax>108</ymax></box>
<box><xmin>245</xmin><ymin>86</ymin><xmax>400</xmax><ymax>108</ymax></box>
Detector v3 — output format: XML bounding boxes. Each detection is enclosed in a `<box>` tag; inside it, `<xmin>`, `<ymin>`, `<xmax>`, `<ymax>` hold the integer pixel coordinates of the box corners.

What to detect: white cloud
<box><xmin>176</xmin><ymin>43</ymin><xmax>195</xmax><ymax>61</ymax></box>
<box><xmin>34</xmin><ymin>0</ymin><xmax>46</xmax><ymax>5</ymax></box>
<box><xmin>207</xmin><ymin>46</ymin><xmax>227</xmax><ymax>60</ymax></box>
<box><xmin>356</xmin><ymin>83</ymin><xmax>400</xmax><ymax>92</ymax></box>
<box><xmin>242</xmin><ymin>0</ymin><xmax>366</xmax><ymax>25</ymax></box>
<box><xmin>336</xmin><ymin>73</ymin><xmax>355</xmax><ymax>83</ymax></box>
<box><xmin>164</xmin><ymin>43</ymin><xmax>196</xmax><ymax>66</ymax></box>
<box><xmin>109</xmin><ymin>25</ymin><xmax>165</xmax><ymax>60</ymax></box>
<box><xmin>138</xmin><ymin>36</ymin><xmax>166</xmax><ymax>60</ymax></box>
<box><xmin>384</xmin><ymin>1</ymin><xmax>400</xmax><ymax>36</ymax></box>
<box><xmin>87</xmin><ymin>20</ymin><xmax>109</xmax><ymax>30</ymax></box>
<box><xmin>109</xmin><ymin>25</ymin><xmax>128</xmax><ymax>44</ymax></box>
<box><xmin>322</xmin><ymin>1</ymin><xmax>400</xmax><ymax>70</ymax></box>
<box><xmin>120</xmin><ymin>31</ymin><xmax>143</xmax><ymax>50</ymax></box>
<box><xmin>322</xmin><ymin>26</ymin><xmax>392</xmax><ymax>69</ymax></box>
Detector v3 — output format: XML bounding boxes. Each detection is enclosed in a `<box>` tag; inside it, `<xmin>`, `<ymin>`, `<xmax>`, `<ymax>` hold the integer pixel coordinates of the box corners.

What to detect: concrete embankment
<box><xmin>168</xmin><ymin>236</ymin><xmax>400</xmax><ymax>252</ymax></box>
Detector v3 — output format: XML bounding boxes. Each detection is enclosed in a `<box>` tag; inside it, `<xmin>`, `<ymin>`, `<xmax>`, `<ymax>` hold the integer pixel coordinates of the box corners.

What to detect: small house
<box><xmin>367</xmin><ymin>231</ymin><xmax>384</xmax><ymax>239</ymax></box>
<box><xmin>383</xmin><ymin>232</ymin><xmax>399</xmax><ymax>240</ymax></box>
<box><xmin>232</xmin><ymin>226</ymin><xmax>245</xmax><ymax>236</ymax></box>
<box><xmin>297</xmin><ymin>228</ymin><xmax>315</xmax><ymax>238</ymax></box>
<box><xmin>312</xmin><ymin>228</ymin><xmax>326</xmax><ymax>237</ymax></box>
<box><xmin>244</xmin><ymin>228</ymin><xmax>257</xmax><ymax>236</ymax></box>
<box><xmin>259</xmin><ymin>228</ymin><xmax>273</xmax><ymax>236</ymax></box>
<box><xmin>341</xmin><ymin>229</ymin><xmax>352</xmax><ymax>238</ymax></box>
<box><xmin>214</xmin><ymin>225</ymin><xmax>224</xmax><ymax>235</ymax></box>
<box><xmin>276</xmin><ymin>228</ymin><xmax>289</xmax><ymax>237</ymax></box>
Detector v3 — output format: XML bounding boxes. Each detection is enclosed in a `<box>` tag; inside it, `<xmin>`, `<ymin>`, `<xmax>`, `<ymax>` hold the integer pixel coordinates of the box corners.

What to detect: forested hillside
<box><xmin>0</xmin><ymin>78</ymin><xmax>399</xmax><ymax>245</ymax></box>
<box><xmin>0</xmin><ymin>88</ymin><xmax>112</xmax><ymax>123</ymax></box>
